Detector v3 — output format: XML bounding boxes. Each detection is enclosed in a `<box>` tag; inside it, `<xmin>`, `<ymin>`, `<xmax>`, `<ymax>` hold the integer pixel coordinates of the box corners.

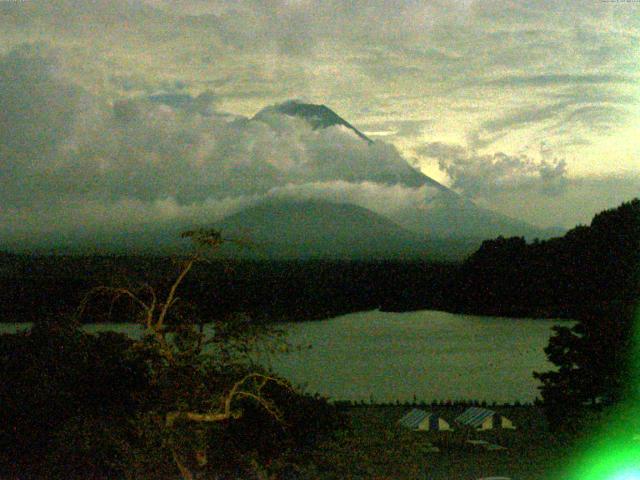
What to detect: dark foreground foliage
<box><xmin>0</xmin><ymin>319</ymin><xmax>144</xmax><ymax>479</ymax></box>
<box><xmin>0</xmin><ymin>226</ymin><xmax>345</xmax><ymax>480</ymax></box>
<box><xmin>530</xmin><ymin>199</ymin><xmax>640</xmax><ymax>431</ymax></box>
<box><xmin>0</xmin><ymin>318</ymin><xmax>343</xmax><ymax>479</ymax></box>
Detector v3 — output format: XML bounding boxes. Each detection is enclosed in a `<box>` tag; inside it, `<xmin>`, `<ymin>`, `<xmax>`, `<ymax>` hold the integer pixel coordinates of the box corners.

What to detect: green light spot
<box><xmin>567</xmin><ymin>438</ymin><xmax>640</xmax><ymax>480</ymax></box>
<box><xmin>610</xmin><ymin>470</ymin><xmax>640</xmax><ymax>480</ymax></box>
<box><xmin>560</xmin><ymin>305</ymin><xmax>640</xmax><ymax>480</ymax></box>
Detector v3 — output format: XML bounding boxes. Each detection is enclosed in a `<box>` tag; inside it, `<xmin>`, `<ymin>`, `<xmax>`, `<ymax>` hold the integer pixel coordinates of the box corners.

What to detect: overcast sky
<box><xmin>1</xmin><ymin>0</ymin><xmax>639</xmax><ymax>240</ymax></box>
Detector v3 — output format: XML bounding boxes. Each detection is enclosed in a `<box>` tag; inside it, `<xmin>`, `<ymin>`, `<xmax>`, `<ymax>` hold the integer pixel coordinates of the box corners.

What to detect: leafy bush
<box><xmin>0</xmin><ymin>318</ymin><xmax>147</xmax><ymax>478</ymax></box>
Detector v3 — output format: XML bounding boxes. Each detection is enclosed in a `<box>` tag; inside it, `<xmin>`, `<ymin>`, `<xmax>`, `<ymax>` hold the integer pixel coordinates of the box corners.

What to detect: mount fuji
<box><xmin>208</xmin><ymin>100</ymin><xmax>558</xmax><ymax>259</ymax></box>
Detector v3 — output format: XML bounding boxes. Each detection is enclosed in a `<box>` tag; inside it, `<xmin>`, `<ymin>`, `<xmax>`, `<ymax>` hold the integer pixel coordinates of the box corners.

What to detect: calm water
<box><xmin>0</xmin><ymin>310</ymin><xmax>571</xmax><ymax>403</ymax></box>
<box><xmin>257</xmin><ymin>310</ymin><xmax>571</xmax><ymax>404</ymax></box>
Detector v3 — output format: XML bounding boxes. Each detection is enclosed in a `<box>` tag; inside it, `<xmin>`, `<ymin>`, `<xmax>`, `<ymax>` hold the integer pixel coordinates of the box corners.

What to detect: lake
<box><xmin>259</xmin><ymin>310</ymin><xmax>571</xmax><ymax>404</ymax></box>
<box><xmin>0</xmin><ymin>309</ymin><xmax>571</xmax><ymax>404</ymax></box>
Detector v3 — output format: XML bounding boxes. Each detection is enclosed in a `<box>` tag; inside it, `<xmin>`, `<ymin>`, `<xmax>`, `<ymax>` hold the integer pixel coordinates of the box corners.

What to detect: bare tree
<box><xmin>77</xmin><ymin>230</ymin><xmax>293</xmax><ymax>479</ymax></box>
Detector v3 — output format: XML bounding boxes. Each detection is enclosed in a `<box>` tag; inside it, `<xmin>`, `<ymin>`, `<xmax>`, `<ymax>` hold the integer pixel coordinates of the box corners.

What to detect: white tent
<box><xmin>455</xmin><ymin>407</ymin><xmax>515</xmax><ymax>431</ymax></box>
<box><xmin>398</xmin><ymin>408</ymin><xmax>452</xmax><ymax>431</ymax></box>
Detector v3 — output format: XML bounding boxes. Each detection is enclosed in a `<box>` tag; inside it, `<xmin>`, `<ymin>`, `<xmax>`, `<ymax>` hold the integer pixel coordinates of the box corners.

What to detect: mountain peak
<box><xmin>254</xmin><ymin>100</ymin><xmax>372</xmax><ymax>143</ymax></box>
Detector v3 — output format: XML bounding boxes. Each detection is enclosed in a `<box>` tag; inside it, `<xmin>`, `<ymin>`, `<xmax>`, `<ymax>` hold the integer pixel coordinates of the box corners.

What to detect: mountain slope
<box><xmin>4</xmin><ymin>99</ymin><xmax>561</xmax><ymax>258</ymax></box>
<box><xmin>214</xmin><ymin>199</ymin><xmax>430</xmax><ymax>259</ymax></box>
<box><xmin>254</xmin><ymin>100</ymin><xmax>373</xmax><ymax>143</ymax></box>
<box><xmin>250</xmin><ymin>101</ymin><xmax>559</xmax><ymax>244</ymax></box>
<box><xmin>254</xmin><ymin>100</ymin><xmax>452</xmax><ymax>191</ymax></box>
<box><xmin>395</xmin><ymin>193</ymin><xmax>560</xmax><ymax>240</ymax></box>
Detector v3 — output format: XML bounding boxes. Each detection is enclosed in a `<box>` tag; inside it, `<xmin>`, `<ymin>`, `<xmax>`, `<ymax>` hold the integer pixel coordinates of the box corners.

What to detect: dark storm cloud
<box><xmin>0</xmin><ymin>44</ymin><xmax>86</xmax><ymax>205</ymax></box>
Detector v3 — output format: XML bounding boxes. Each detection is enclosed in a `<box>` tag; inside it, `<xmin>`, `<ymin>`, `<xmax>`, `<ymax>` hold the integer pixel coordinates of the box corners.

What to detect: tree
<box><xmin>534</xmin><ymin>199</ymin><xmax>640</xmax><ymax>430</ymax></box>
<box><xmin>75</xmin><ymin>229</ymin><xmax>299</xmax><ymax>479</ymax></box>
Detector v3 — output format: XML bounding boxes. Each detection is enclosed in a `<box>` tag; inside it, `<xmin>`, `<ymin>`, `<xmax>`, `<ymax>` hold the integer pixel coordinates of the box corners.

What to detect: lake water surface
<box><xmin>1</xmin><ymin>310</ymin><xmax>572</xmax><ymax>404</ymax></box>
<box><xmin>257</xmin><ymin>309</ymin><xmax>571</xmax><ymax>404</ymax></box>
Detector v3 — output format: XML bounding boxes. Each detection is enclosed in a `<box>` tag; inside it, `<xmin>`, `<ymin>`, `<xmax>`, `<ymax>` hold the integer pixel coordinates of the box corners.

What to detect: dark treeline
<box><xmin>444</xmin><ymin>198</ymin><xmax>640</xmax><ymax>320</ymax></box>
<box><xmin>0</xmin><ymin>279</ymin><xmax>345</xmax><ymax>479</ymax></box>
<box><xmin>1</xmin><ymin>199</ymin><xmax>638</xmax><ymax>325</ymax></box>
<box><xmin>383</xmin><ymin>198</ymin><xmax>639</xmax><ymax>320</ymax></box>
<box><xmin>530</xmin><ymin>199</ymin><xmax>640</xmax><ymax>424</ymax></box>
<box><xmin>0</xmin><ymin>254</ymin><xmax>457</xmax><ymax>323</ymax></box>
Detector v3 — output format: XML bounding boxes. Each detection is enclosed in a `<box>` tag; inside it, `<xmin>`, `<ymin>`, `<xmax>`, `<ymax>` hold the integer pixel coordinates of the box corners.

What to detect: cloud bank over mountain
<box><xmin>418</xmin><ymin>141</ymin><xmax>568</xmax><ymax>197</ymax></box>
<box><xmin>0</xmin><ymin>45</ymin><xmax>444</xmax><ymax>248</ymax></box>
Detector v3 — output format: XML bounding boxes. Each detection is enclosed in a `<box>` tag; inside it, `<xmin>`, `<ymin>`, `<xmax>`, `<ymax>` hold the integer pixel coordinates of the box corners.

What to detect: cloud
<box><xmin>0</xmin><ymin>44</ymin><xmax>82</xmax><ymax>186</ymax></box>
<box><xmin>0</xmin><ymin>46</ymin><xmax>418</xmax><ymax>202</ymax></box>
<box><xmin>1</xmin><ymin>0</ymin><xmax>639</xmax><ymax>237</ymax></box>
<box><xmin>415</xmin><ymin>138</ymin><xmax>640</xmax><ymax>230</ymax></box>
<box><xmin>360</xmin><ymin>119</ymin><xmax>432</xmax><ymax>139</ymax></box>
<box><xmin>0</xmin><ymin>45</ymin><xmax>439</xmax><ymax>246</ymax></box>
<box><xmin>0</xmin><ymin>180</ymin><xmax>440</xmax><ymax>249</ymax></box>
<box><xmin>418</xmin><ymin>141</ymin><xmax>568</xmax><ymax>197</ymax></box>
<box><xmin>470</xmin><ymin>92</ymin><xmax>630</xmax><ymax>149</ymax></box>
<box><xmin>1</xmin><ymin>195</ymin><xmax>257</xmax><ymax>241</ymax></box>
<box><xmin>470</xmin><ymin>173</ymin><xmax>640</xmax><ymax>229</ymax></box>
<box><xmin>486</xmin><ymin>74</ymin><xmax>637</xmax><ymax>88</ymax></box>
<box><xmin>480</xmin><ymin>102</ymin><xmax>572</xmax><ymax>136</ymax></box>
<box><xmin>550</xmin><ymin>105</ymin><xmax>626</xmax><ymax>135</ymax></box>
<box><xmin>263</xmin><ymin>180</ymin><xmax>439</xmax><ymax>216</ymax></box>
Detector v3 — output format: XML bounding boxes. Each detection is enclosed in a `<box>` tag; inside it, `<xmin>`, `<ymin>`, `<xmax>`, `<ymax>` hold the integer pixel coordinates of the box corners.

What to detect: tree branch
<box><xmin>165</xmin><ymin>373</ymin><xmax>292</xmax><ymax>428</ymax></box>
<box><xmin>172</xmin><ymin>448</ymin><xmax>194</xmax><ymax>480</ymax></box>
<box><xmin>157</xmin><ymin>258</ymin><xmax>195</xmax><ymax>330</ymax></box>
<box><xmin>76</xmin><ymin>286</ymin><xmax>151</xmax><ymax>322</ymax></box>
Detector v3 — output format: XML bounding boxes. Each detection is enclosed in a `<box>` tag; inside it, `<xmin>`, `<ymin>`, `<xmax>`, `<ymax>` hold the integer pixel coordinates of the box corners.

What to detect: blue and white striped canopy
<box><xmin>455</xmin><ymin>407</ymin><xmax>495</xmax><ymax>427</ymax></box>
<box><xmin>398</xmin><ymin>408</ymin><xmax>438</xmax><ymax>430</ymax></box>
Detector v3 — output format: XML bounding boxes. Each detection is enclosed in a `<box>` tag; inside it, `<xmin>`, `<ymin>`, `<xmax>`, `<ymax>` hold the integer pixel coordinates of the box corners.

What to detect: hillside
<box><xmin>215</xmin><ymin>199</ymin><xmax>430</xmax><ymax>259</ymax></box>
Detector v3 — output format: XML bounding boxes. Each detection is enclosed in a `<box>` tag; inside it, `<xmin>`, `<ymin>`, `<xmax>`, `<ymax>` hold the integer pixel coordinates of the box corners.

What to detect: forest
<box><xmin>0</xmin><ymin>254</ymin><xmax>455</xmax><ymax>324</ymax></box>
<box><xmin>445</xmin><ymin>198</ymin><xmax>640</xmax><ymax>320</ymax></box>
